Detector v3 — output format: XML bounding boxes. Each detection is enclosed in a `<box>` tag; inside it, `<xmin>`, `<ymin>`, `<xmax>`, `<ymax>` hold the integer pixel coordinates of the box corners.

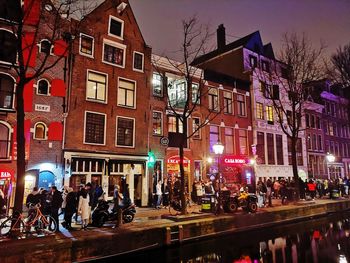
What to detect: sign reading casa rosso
<box><xmin>222</xmin><ymin>155</ymin><xmax>248</xmax><ymax>165</ymax></box>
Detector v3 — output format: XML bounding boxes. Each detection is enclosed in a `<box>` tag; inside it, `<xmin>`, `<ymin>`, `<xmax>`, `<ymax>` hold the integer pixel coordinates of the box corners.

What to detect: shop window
<box><xmin>152</xmin><ymin>73</ymin><xmax>163</xmax><ymax>97</ymax></box>
<box><xmin>133</xmin><ymin>52</ymin><xmax>144</xmax><ymax>72</ymax></box>
<box><xmin>0</xmin><ymin>29</ymin><xmax>17</xmax><ymax>64</ymax></box>
<box><xmin>152</xmin><ymin>111</ymin><xmax>162</xmax><ymax>136</ymax></box>
<box><xmin>84</xmin><ymin>111</ymin><xmax>106</xmax><ymax>145</ymax></box>
<box><xmin>86</xmin><ymin>70</ymin><xmax>107</xmax><ymax>103</ymax></box>
<box><xmin>102</xmin><ymin>40</ymin><xmax>125</xmax><ymax>68</ymax></box>
<box><xmin>117</xmin><ymin>78</ymin><xmax>135</xmax><ymax>108</ymax></box>
<box><xmin>108</xmin><ymin>15</ymin><xmax>124</xmax><ymax>39</ymax></box>
<box><xmin>34</xmin><ymin>122</ymin><xmax>47</xmax><ymax>140</ymax></box>
<box><xmin>79</xmin><ymin>33</ymin><xmax>94</xmax><ymax>57</ymax></box>
<box><xmin>0</xmin><ymin>73</ymin><xmax>15</xmax><ymax>109</ymax></box>
<box><xmin>39</xmin><ymin>39</ymin><xmax>52</xmax><ymax>55</ymax></box>
<box><xmin>116</xmin><ymin>116</ymin><xmax>135</xmax><ymax>147</ymax></box>
<box><xmin>36</xmin><ymin>79</ymin><xmax>50</xmax><ymax>95</ymax></box>
<box><xmin>0</xmin><ymin>121</ymin><xmax>11</xmax><ymax>159</ymax></box>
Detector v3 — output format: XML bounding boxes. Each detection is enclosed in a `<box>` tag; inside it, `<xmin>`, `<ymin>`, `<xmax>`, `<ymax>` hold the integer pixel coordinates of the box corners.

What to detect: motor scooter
<box><xmin>92</xmin><ymin>199</ymin><xmax>136</xmax><ymax>227</ymax></box>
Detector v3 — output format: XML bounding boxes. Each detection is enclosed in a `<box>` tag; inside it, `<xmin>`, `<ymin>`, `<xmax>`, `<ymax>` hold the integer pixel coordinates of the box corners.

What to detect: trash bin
<box><xmin>331</xmin><ymin>189</ymin><xmax>340</xmax><ymax>199</ymax></box>
<box><xmin>201</xmin><ymin>194</ymin><xmax>215</xmax><ymax>212</ymax></box>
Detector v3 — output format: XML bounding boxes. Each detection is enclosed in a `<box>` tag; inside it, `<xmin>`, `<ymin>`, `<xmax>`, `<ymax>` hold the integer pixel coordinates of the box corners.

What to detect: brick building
<box><xmin>192</xmin><ymin>25</ymin><xmax>308</xmax><ymax>182</ymax></box>
<box><xmin>63</xmin><ymin>0</ymin><xmax>152</xmax><ymax>206</ymax></box>
<box><xmin>0</xmin><ymin>0</ymin><xmax>68</xmax><ymax>207</ymax></box>
<box><xmin>150</xmin><ymin>54</ymin><xmax>254</xmax><ymax>195</ymax></box>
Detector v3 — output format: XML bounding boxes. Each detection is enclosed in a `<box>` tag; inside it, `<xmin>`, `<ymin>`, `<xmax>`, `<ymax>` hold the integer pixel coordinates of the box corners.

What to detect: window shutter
<box><xmin>51</xmin><ymin>79</ymin><xmax>66</xmax><ymax>97</ymax></box>
<box><xmin>22</xmin><ymin>32</ymin><xmax>37</xmax><ymax>68</ymax></box>
<box><xmin>53</xmin><ymin>40</ymin><xmax>68</xmax><ymax>57</ymax></box>
<box><xmin>23</xmin><ymin>80</ymin><xmax>34</xmax><ymax>112</ymax></box>
<box><xmin>23</xmin><ymin>0</ymin><xmax>41</xmax><ymax>26</ymax></box>
<box><xmin>48</xmin><ymin>122</ymin><xmax>63</xmax><ymax>141</ymax></box>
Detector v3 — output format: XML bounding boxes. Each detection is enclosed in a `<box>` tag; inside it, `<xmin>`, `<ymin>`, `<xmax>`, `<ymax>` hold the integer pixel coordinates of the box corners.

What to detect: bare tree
<box><xmin>329</xmin><ymin>43</ymin><xmax>350</xmax><ymax>88</ymax></box>
<box><xmin>152</xmin><ymin>17</ymin><xmax>232</xmax><ymax>214</ymax></box>
<box><xmin>6</xmin><ymin>0</ymin><xmax>96</xmax><ymax>215</ymax></box>
<box><xmin>251</xmin><ymin>32</ymin><xmax>325</xmax><ymax>199</ymax></box>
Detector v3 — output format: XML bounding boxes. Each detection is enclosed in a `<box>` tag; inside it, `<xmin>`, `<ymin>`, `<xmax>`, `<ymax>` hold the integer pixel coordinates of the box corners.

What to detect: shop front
<box><xmin>0</xmin><ymin>168</ymin><xmax>15</xmax><ymax>214</ymax></box>
<box><xmin>166</xmin><ymin>155</ymin><xmax>191</xmax><ymax>189</ymax></box>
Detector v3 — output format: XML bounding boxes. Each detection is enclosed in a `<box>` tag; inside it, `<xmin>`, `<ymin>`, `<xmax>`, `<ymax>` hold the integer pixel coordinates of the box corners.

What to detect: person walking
<box><xmin>78</xmin><ymin>188</ymin><xmax>90</xmax><ymax>230</ymax></box>
<box><xmin>266</xmin><ymin>178</ymin><xmax>273</xmax><ymax>207</ymax></box>
<box><xmin>113</xmin><ymin>185</ymin><xmax>123</xmax><ymax>228</ymax></box>
<box><xmin>156</xmin><ymin>179</ymin><xmax>162</xmax><ymax>209</ymax></box>
<box><xmin>50</xmin><ymin>186</ymin><xmax>63</xmax><ymax>232</ymax></box>
<box><xmin>63</xmin><ymin>187</ymin><xmax>76</xmax><ymax>230</ymax></box>
<box><xmin>162</xmin><ymin>180</ymin><xmax>170</xmax><ymax>207</ymax></box>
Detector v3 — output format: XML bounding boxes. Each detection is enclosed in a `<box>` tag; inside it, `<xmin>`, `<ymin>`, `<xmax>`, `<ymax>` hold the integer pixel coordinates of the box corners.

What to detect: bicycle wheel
<box><xmin>40</xmin><ymin>215</ymin><xmax>57</xmax><ymax>233</ymax></box>
<box><xmin>0</xmin><ymin>217</ymin><xmax>25</xmax><ymax>236</ymax></box>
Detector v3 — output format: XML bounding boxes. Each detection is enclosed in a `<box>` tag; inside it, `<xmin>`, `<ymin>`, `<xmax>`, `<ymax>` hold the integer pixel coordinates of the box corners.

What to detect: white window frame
<box><xmin>0</xmin><ymin>28</ymin><xmax>18</xmax><ymax>66</ymax></box>
<box><xmin>152</xmin><ymin>72</ymin><xmax>163</xmax><ymax>97</ymax></box>
<box><xmin>237</xmin><ymin>93</ymin><xmax>247</xmax><ymax>117</ymax></box>
<box><xmin>116</xmin><ymin>116</ymin><xmax>135</xmax><ymax>148</ymax></box>
<box><xmin>83</xmin><ymin>111</ymin><xmax>107</xmax><ymax>146</ymax></box>
<box><xmin>33</xmin><ymin>122</ymin><xmax>48</xmax><ymax>140</ymax></box>
<box><xmin>133</xmin><ymin>51</ymin><xmax>144</xmax><ymax>72</ymax></box>
<box><xmin>117</xmin><ymin>77</ymin><xmax>136</xmax><ymax>109</ymax></box>
<box><xmin>223</xmin><ymin>90</ymin><xmax>233</xmax><ymax>115</ymax></box>
<box><xmin>79</xmin><ymin>33</ymin><xmax>94</xmax><ymax>58</ymax></box>
<box><xmin>35</xmin><ymin>78</ymin><xmax>50</xmax><ymax>96</ymax></box>
<box><xmin>0</xmin><ymin>72</ymin><xmax>16</xmax><ymax>110</ymax></box>
<box><xmin>152</xmin><ymin>110</ymin><xmax>163</xmax><ymax>136</ymax></box>
<box><xmin>86</xmin><ymin>69</ymin><xmax>108</xmax><ymax>104</ymax></box>
<box><xmin>38</xmin><ymin>39</ymin><xmax>54</xmax><ymax>55</ymax></box>
<box><xmin>108</xmin><ymin>15</ymin><xmax>124</xmax><ymax>40</ymax></box>
<box><xmin>102</xmin><ymin>38</ymin><xmax>126</xmax><ymax>68</ymax></box>
<box><xmin>0</xmin><ymin>121</ymin><xmax>12</xmax><ymax>160</ymax></box>
<box><xmin>208</xmin><ymin>86</ymin><xmax>219</xmax><ymax>112</ymax></box>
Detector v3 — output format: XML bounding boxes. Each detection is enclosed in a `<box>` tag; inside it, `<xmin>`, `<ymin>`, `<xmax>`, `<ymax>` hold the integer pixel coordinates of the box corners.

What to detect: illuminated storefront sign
<box><xmin>0</xmin><ymin>169</ymin><xmax>14</xmax><ymax>180</ymax></box>
<box><xmin>222</xmin><ymin>155</ymin><xmax>248</xmax><ymax>165</ymax></box>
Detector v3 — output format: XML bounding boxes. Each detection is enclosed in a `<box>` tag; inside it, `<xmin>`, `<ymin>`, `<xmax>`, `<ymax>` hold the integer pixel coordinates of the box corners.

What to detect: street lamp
<box><xmin>326</xmin><ymin>152</ymin><xmax>335</xmax><ymax>179</ymax></box>
<box><xmin>213</xmin><ymin>141</ymin><xmax>224</xmax><ymax>214</ymax></box>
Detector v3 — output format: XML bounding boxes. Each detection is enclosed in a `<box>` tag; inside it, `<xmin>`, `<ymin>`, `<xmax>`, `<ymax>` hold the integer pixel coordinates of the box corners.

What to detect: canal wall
<box><xmin>1</xmin><ymin>199</ymin><xmax>350</xmax><ymax>263</ymax></box>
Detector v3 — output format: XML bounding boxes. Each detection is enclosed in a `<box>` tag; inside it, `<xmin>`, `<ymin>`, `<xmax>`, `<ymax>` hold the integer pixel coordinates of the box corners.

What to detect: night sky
<box><xmin>129</xmin><ymin>0</ymin><xmax>350</xmax><ymax>61</ymax></box>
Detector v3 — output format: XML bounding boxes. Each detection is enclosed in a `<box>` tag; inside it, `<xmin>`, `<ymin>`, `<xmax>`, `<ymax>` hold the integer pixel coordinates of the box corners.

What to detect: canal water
<box><xmin>95</xmin><ymin>212</ymin><xmax>350</xmax><ymax>263</ymax></box>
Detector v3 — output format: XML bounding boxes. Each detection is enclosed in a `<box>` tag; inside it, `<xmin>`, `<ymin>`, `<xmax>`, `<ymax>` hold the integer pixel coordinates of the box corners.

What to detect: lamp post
<box><xmin>326</xmin><ymin>152</ymin><xmax>335</xmax><ymax>179</ymax></box>
<box><xmin>213</xmin><ymin>141</ymin><xmax>224</xmax><ymax>214</ymax></box>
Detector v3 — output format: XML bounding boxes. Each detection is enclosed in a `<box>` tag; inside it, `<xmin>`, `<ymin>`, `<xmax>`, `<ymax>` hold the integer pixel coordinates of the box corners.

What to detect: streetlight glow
<box><xmin>213</xmin><ymin>141</ymin><xmax>224</xmax><ymax>155</ymax></box>
<box><xmin>326</xmin><ymin>153</ymin><xmax>335</xmax><ymax>163</ymax></box>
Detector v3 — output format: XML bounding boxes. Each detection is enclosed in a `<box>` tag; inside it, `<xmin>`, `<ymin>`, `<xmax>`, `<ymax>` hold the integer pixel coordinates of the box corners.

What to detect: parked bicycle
<box><xmin>169</xmin><ymin>192</ymin><xmax>195</xmax><ymax>215</ymax></box>
<box><xmin>0</xmin><ymin>203</ymin><xmax>57</xmax><ymax>237</ymax></box>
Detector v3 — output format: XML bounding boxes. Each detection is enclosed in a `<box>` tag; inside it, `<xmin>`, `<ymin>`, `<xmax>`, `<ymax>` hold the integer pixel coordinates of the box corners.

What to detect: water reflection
<box><xmin>101</xmin><ymin>213</ymin><xmax>350</xmax><ymax>263</ymax></box>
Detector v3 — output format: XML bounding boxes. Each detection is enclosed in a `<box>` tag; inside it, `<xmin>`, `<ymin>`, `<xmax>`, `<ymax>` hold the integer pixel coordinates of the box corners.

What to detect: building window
<box><xmin>209</xmin><ymin>125</ymin><xmax>219</xmax><ymax>153</ymax></box>
<box><xmin>307</xmin><ymin>134</ymin><xmax>312</xmax><ymax>150</ymax></box>
<box><xmin>117</xmin><ymin>78</ymin><xmax>135</xmax><ymax>108</ymax></box>
<box><xmin>193</xmin><ymin>117</ymin><xmax>201</xmax><ymax>139</ymax></box>
<box><xmin>261</xmin><ymin>60</ymin><xmax>270</xmax><ymax>72</ymax></box>
<box><xmin>0</xmin><ymin>30</ymin><xmax>17</xmax><ymax>64</ymax></box>
<box><xmin>208</xmin><ymin>88</ymin><xmax>218</xmax><ymax>111</ymax></box>
<box><xmin>192</xmin><ymin>83</ymin><xmax>200</xmax><ymax>104</ymax></box>
<box><xmin>84</xmin><ymin>112</ymin><xmax>106</xmax><ymax>145</ymax></box>
<box><xmin>237</xmin><ymin>94</ymin><xmax>246</xmax><ymax>116</ymax></box>
<box><xmin>223</xmin><ymin>91</ymin><xmax>233</xmax><ymax>114</ymax></box>
<box><xmin>116</xmin><ymin>117</ymin><xmax>135</xmax><ymax>147</ymax></box>
<box><xmin>257</xmin><ymin>132</ymin><xmax>265</xmax><ymax>164</ymax></box>
<box><xmin>0</xmin><ymin>121</ymin><xmax>11</xmax><ymax>159</ymax></box>
<box><xmin>34</xmin><ymin>122</ymin><xmax>47</xmax><ymax>140</ymax></box>
<box><xmin>256</xmin><ymin>102</ymin><xmax>264</xmax><ymax>119</ymax></box>
<box><xmin>108</xmin><ymin>15</ymin><xmax>124</xmax><ymax>39</ymax></box>
<box><xmin>168</xmin><ymin>80</ymin><xmax>187</xmax><ymax>108</ymax></box>
<box><xmin>152</xmin><ymin>73</ymin><xmax>163</xmax><ymax>97</ymax></box>
<box><xmin>133</xmin><ymin>52</ymin><xmax>144</xmax><ymax>72</ymax></box>
<box><xmin>313</xmin><ymin>134</ymin><xmax>317</xmax><ymax>151</ymax></box>
<box><xmin>280</xmin><ymin>66</ymin><xmax>289</xmax><ymax>79</ymax></box>
<box><xmin>276</xmin><ymin>134</ymin><xmax>283</xmax><ymax>165</ymax></box>
<box><xmin>249</xmin><ymin>55</ymin><xmax>257</xmax><ymax>68</ymax></box>
<box><xmin>0</xmin><ymin>73</ymin><xmax>15</xmax><ymax>109</ymax></box>
<box><xmin>39</xmin><ymin>39</ymin><xmax>52</xmax><ymax>55</ymax></box>
<box><xmin>37</xmin><ymin>79</ymin><xmax>50</xmax><ymax>95</ymax></box>
<box><xmin>305</xmin><ymin>114</ymin><xmax>309</xmax><ymax>127</ymax></box>
<box><xmin>79</xmin><ymin>34</ymin><xmax>94</xmax><ymax>57</ymax></box>
<box><xmin>102</xmin><ymin>40</ymin><xmax>126</xmax><ymax>67</ymax></box>
<box><xmin>86</xmin><ymin>70</ymin><xmax>107</xmax><ymax>103</ymax></box>
<box><xmin>224</xmin><ymin>127</ymin><xmax>234</xmax><ymax>154</ymax></box>
<box><xmin>239</xmin><ymin>129</ymin><xmax>247</xmax><ymax>155</ymax></box>
<box><xmin>316</xmin><ymin>116</ymin><xmax>321</xmax><ymax>129</ymax></box>
<box><xmin>267</xmin><ymin>133</ymin><xmax>275</xmax><ymax>165</ymax></box>
<box><xmin>0</xmin><ymin>0</ymin><xmax>21</xmax><ymax>22</ymax></box>
<box><xmin>266</xmin><ymin>105</ymin><xmax>274</xmax><ymax>124</ymax></box>
<box><xmin>152</xmin><ymin>111</ymin><xmax>162</xmax><ymax>136</ymax></box>
<box><xmin>168</xmin><ymin>115</ymin><xmax>183</xmax><ymax>133</ymax></box>
<box><xmin>310</xmin><ymin>115</ymin><xmax>315</xmax><ymax>128</ymax></box>
<box><xmin>168</xmin><ymin>115</ymin><xmax>186</xmax><ymax>148</ymax></box>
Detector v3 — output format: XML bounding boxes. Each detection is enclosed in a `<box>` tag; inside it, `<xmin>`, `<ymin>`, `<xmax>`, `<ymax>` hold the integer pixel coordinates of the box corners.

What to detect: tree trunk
<box><xmin>13</xmin><ymin>82</ymin><xmax>26</xmax><ymax>214</ymax></box>
<box><xmin>291</xmin><ymin>136</ymin><xmax>300</xmax><ymax>201</ymax></box>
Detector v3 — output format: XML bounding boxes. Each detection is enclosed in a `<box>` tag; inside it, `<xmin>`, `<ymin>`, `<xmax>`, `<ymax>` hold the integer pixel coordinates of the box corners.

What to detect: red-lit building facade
<box><xmin>63</xmin><ymin>0</ymin><xmax>152</xmax><ymax>206</ymax></box>
<box><xmin>0</xmin><ymin>0</ymin><xmax>67</xmax><ymax>208</ymax></box>
<box><xmin>149</xmin><ymin>55</ymin><xmax>254</xmax><ymax>194</ymax></box>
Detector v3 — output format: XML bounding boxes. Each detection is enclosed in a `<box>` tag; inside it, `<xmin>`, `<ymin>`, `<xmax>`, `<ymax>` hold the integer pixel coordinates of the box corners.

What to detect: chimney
<box><xmin>217</xmin><ymin>24</ymin><xmax>226</xmax><ymax>50</ymax></box>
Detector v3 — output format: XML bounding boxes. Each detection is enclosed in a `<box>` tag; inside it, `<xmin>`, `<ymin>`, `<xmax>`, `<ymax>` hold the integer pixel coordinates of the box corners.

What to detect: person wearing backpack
<box><xmin>50</xmin><ymin>186</ymin><xmax>63</xmax><ymax>232</ymax></box>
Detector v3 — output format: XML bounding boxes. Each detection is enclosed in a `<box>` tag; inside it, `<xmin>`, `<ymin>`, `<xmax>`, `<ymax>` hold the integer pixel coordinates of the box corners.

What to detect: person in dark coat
<box><xmin>50</xmin><ymin>186</ymin><xmax>63</xmax><ymax>232</ymax></box>
<box><xmin>26</xmin><ymin>187</ymin><xmax>41</xmax><ymax>208</ymax></box>
<box><xmin>74</xmin><ymin>184</ymin><xmax>84</xmax><ymax>222</ymax></box>
<box><xmin>63</xmin><ymin>187</ymin><xmax>76</xmax><ymax>230</ymax></box>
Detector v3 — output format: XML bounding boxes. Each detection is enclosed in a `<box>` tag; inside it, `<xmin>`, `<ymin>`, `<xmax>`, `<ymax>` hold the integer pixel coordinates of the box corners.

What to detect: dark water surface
<box><xmin>94</xmin><ymin>212</ymin><xmax>350</xmax><ymax>263</ymax></box>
